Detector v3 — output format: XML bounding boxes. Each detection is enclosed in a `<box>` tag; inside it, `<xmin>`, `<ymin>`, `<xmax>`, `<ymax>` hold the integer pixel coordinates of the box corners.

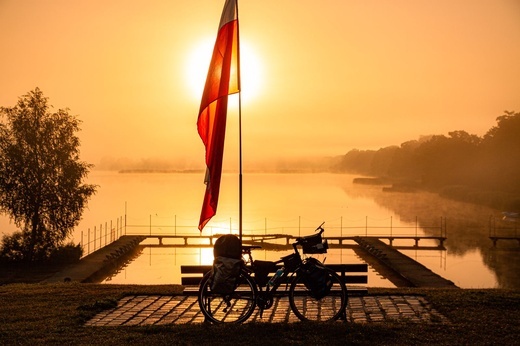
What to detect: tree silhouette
<box><xmin>334</xmin><ymin>111</ymin><xmax>520</xmax><ymax>210</ymax></box>
<box><xmin>0</xmin><ymin>88</ymin><xmax>96</xmax><ymax>262</ymax></box>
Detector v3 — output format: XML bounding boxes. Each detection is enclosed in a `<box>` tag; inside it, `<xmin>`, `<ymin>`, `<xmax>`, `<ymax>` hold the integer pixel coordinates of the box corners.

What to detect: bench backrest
<box><xmin>180</xmin><ymin>263</ymin><xmax>368</xmax><ymax>286</ymax></box>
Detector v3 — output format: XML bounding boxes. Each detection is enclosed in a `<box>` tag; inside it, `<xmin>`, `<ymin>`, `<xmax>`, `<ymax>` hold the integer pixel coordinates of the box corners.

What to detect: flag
<box><xmin>197</xmin><ymin>0</ymin><xmax>240</xmax><ymax>231</ymax></box>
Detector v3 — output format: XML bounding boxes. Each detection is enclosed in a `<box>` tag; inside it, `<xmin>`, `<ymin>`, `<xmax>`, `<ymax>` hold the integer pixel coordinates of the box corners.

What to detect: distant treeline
<box><xmin>332</xmin><ymin>111</ymin><xmax>520</xmax><ymax>211</ymax></box>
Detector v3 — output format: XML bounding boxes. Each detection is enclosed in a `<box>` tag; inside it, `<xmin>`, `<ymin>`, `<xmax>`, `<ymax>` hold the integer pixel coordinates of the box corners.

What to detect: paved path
<box><xmin>85</xmin><ymin>294</ymin><xmax>449</xmax><ymax>326</ymax></box>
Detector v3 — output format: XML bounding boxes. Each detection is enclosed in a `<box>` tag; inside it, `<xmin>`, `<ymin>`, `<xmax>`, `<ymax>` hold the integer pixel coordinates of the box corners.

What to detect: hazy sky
<box><xmin>1</xmin><ymin>0</ymin><xmax>519</xmax><ymax>170</ymax></box>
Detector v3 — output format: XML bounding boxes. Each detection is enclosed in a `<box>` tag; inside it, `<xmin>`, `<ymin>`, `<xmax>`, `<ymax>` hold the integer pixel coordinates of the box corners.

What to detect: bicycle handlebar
<box><xmin>315</xmin><ymin>221</ymin><xmax>325</xmax><ymax>234</ymax></box>
<box><xmin>292</xmin><ymin>222</ymin><xmax>326</xmax><ymax>251</ymax></box>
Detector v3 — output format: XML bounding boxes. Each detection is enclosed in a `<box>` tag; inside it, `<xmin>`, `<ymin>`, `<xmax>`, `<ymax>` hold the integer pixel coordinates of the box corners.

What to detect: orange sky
<box><xmin>1</xmin><ymin>0</ymin><xmax>519</xmax><ymax>170</ymax></box>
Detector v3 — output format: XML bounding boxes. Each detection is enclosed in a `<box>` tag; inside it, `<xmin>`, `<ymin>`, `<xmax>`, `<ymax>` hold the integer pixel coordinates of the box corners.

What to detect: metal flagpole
<box><xmin>236</xmin><ymin>0</ymin><xmax>243</xmax><ymax>241</ymax></box>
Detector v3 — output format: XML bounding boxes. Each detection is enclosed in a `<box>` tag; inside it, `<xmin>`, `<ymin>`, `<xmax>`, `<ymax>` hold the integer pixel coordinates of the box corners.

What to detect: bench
<box><xmin>180</xmin><ymin>263</ymin><xmax>368</xmax><ymax>296</ymax></box>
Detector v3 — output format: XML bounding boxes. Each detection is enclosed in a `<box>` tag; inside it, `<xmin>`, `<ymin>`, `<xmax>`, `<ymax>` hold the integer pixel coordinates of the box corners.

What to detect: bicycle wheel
<box><xmin>198</xmin><ymin>269</ymin><xmax>257</xmax><ymax>323</ymax></box>
<box><xmin>289</xmin><ymin>267</ymin><xmax>348</xmax><ymax>322</ymax></box>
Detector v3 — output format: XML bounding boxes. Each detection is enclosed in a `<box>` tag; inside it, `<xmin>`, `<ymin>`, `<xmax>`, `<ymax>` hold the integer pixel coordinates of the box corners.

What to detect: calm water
<box><xmin>2</xmin><ymin>171</ymin><xmax>518</xmax><ymax>288</ymax></box>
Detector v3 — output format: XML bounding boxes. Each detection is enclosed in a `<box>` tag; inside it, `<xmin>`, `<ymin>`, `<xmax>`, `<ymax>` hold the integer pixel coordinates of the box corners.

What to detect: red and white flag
<box><xmin>197</xmin><ymin>0</ymin><xmax>240</xmax><ymax>231</ymax></box>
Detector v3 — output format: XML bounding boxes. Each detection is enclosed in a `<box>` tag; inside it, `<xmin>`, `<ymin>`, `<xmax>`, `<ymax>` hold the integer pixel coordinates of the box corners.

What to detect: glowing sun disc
<box><xmin>185</xmin><ymin>38</ymin><xmax>263</xmax><ymax>104</ymax></box>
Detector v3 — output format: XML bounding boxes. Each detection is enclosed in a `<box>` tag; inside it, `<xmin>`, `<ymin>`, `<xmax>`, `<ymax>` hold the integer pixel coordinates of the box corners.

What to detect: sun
<box><xmin>185</xmin><ymin>37</ymin><xmax>263</xmax><ymax>104</ymax></box>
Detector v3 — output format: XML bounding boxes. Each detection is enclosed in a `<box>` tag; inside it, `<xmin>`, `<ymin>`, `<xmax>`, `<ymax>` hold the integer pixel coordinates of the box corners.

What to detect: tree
<box><xmin>0</xmin><ymin>88</ymin><xmax>96</xmax><ymax>262</ymax></box>
<box><xmin>480</xmin><ymin>111</ymin><xmax>520</xmax><ymax>192</ymax></box>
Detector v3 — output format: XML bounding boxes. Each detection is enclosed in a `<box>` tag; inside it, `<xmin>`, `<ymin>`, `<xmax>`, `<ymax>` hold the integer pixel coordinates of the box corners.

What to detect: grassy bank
<box><xmin>0</xmin><ymin>284</ymin><xmax>518</xmax><ymax>345</ymax></box>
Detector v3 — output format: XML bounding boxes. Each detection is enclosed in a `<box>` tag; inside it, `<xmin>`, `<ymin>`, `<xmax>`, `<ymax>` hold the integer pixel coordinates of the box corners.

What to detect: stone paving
<box><xmin>85</xmin><ymin>294</ymin><xmax>449</xmax><ymax>326</ymax></box>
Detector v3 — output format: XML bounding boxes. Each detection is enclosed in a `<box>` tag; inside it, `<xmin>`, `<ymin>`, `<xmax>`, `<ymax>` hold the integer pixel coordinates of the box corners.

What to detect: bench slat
<box><xmin>180</xmin><ymin>263</ymin><xmax>368</xmax><ymax>286</ymax></box>
<box><xmin>326</xmin><ymin>264</ymin><xmax>368</xmax><ymax>273</ymax></box>
<box><xmin>181</xmin><ymin>275</ymin><xmax>367</xmax><ymax>286</ymax></box>
<box><xmin>180</xmin><ymin>265</ymin><xmax>213</xmax><ymax>274</ymax></box>
<box><xmin>180</xmin><ymin>264</ymin><xmax>368</xmax><ymax>274</ymax></box>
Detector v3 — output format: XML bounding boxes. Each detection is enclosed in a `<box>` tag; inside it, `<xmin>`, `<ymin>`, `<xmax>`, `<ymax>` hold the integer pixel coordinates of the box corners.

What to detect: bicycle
<box><xmin>197</xmin><ymin>223</ymin><xmax>348</xmax><ymax>323</ymax></box>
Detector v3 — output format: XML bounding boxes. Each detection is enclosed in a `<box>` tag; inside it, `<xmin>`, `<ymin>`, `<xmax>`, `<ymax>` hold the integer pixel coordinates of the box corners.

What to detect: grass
<box><xmin>0</xmin><ymin>262</ymin><xmax>66</xmax><ymax>284</ymax></box>
<box><xmin>0</xmin><ymin>284</ymin><xmax>519</xmax><ymax>345</ymax></box>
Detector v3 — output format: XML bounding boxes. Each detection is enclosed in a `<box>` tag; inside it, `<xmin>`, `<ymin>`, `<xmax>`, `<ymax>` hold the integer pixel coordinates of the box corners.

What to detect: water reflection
<box><xmin>103</xmin><ymin>245</ymin><xmax>396</xmax><ymax>288</ymax></box>
<box><xmin>57</xmin><ymin>171</ymin><xmax>518</xmax><ymax>289</ymax></box>
<box><xmin>340</xmin><ymin>179</ymin><xmax>520</xmax><ymax>289</ymax></box>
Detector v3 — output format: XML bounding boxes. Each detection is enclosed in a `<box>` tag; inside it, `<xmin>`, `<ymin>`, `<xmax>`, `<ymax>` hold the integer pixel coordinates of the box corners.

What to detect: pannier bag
<box><xmin>301</xmin><ymin>258</ymin><xmax>333</xmax><ymax>299</ymax></box>
<box><xmin>211</xmin><ymin>256</ymin><xmax>242</xmax><ymax>294</ymax></box>
<box><xmin>210</xmin><ymin>234</ymin><xmax>243</xmax><ymax>294</ymax></box>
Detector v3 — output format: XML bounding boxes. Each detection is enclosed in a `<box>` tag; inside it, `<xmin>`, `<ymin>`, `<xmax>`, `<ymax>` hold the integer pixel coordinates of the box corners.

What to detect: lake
<box><xmin>1</xmin><ymin>171</ymin><xmax>518</xmax><ymax>288</ymax></box>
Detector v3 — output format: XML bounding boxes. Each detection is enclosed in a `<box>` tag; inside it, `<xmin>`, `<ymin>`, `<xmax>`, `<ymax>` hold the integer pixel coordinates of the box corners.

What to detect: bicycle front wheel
<box><xmin>197</xmin><ymin>269</ymin><xmax>257</xmax><ymax>323</ymax></box>
<box><xmin>289</xmin><ymin>267</ymin><xmax>348</xmax><ymax>322</ymax></box>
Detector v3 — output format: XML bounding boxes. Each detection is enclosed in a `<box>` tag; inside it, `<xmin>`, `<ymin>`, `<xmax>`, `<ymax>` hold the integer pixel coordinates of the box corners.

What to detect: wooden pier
<box><xmin>140</xmin><ymin>233</ymin><xmax>446</xmax><ymax>250</ymax></box>
<box><xmin>488</xmin><ymin>215</ymin><xmax>519</xmax><ymax>247</ymax></box>
<box><xmin>489</xmin><ymin>236</ymin><xmax>520</xmax><ymax>247</ymax></box>
<box><xmin>354</xmin><ymin>237</ymin><xmax>457</xmax><ymax>288</ymax></box>
<box><xmin>46</xmin><ymin>233</ymin><xmax>453</xmax><ymax>287</ymax></box>
<box><xmin>43</xmin><ymin>235</ymin><xmax>145</xmax><ymax>283</ymax></box>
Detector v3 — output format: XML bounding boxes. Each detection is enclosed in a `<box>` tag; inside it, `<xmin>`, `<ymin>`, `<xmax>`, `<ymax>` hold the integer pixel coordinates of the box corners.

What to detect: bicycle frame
<box><xmin>241</xmin><ymin>222</ymin><xmax>327</xmax><ymax>312</ymax></box>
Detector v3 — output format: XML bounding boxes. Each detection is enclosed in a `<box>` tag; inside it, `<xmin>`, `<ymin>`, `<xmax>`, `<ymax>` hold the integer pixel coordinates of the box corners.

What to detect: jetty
<box><xmin>354</xmin><ymin>237</ymin><xmax>457</xmax><ymax>288</ymax></box>
<box><xmin>43</xmin><ymin>235</ymin><xmax>145</xmax><ymax>283</ymax></box>
<box><xmin>488</xmin><ymin>215</ymin><xmax>519</xmax><ymax>246</ymax></box>
<box><xmin>45</xmin><ymin>233</ymin><xmax>455</xmax><ymax>288</ymax></box>
<box><xmin>142</xmin><ymin>233</ymin><xmax>446</xmax><ymax>251</ymax></box>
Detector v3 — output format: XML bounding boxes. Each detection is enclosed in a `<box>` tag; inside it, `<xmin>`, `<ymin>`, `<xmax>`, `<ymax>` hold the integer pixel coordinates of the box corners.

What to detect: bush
<box><xmin>0</xmin><ymin>231</ymin><xmax>28</xmax><ymax>263</ymax></box>
<box><xmin>0</xmin><ymin>232</ymin><xmax>82</xmax><ymax>265</ymax></box>
<box><xmin>48</xmin><ymin>243</ymin><xmax>83</xmax><ymax>265</ymax></box>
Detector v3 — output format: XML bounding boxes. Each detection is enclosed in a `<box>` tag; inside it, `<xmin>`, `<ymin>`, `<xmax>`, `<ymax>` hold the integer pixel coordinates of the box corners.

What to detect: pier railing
<box><xmin>124</xmin><ymin>215</ymin><xmax>447</xmax><ymax>238</ymax></box>
<box><xmin>80</xmin><ymin>215</ymin><xmax>447</xmax><ymax>257</ymax></box>
<box><xmin>488</xmin><ymin>215</ymin><xmax>519</xmax><ymax>246</ymax></box>
<box><xmin>80</xmin><ymin>216</ymin><xmax>125</xmax><ymax>258</ymax></box>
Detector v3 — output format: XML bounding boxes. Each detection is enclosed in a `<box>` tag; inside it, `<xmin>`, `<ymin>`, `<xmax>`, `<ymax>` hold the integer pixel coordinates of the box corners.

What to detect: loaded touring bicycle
<box><xmin>198</xmin><ymin>223</ymin><xmax>348</xmax><ymax>323</ymax></box>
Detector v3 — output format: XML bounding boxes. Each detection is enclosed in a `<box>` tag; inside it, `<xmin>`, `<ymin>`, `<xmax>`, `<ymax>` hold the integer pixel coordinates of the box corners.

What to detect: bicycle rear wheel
<box><xmin>288</xmin><ymin>267</ymin><xmax>347</xmax><ymax>322</ymax></box>
<box><xmin>198</xmin><ymin>269</ymin><xmax>257</xmax><ymax>323</ymax></box>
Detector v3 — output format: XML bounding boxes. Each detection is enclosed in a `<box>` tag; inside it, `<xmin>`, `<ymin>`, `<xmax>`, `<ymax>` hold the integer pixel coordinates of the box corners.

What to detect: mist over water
<box><xmin>341</xmin><ymin>181</ymin><xmax>519</xmax><ymax>289</ymax></box>
<box><xmin>2</xmin><ymin>171</ymin><xmax>516</xmax><ymax>288</ymax></box>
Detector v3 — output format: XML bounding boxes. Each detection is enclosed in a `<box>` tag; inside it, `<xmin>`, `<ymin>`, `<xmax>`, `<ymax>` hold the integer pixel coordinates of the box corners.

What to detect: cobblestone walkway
<box><xmin>85</xmin><ymin>295</ymin><xmax>449</xmax><ymax>326</ymax></box>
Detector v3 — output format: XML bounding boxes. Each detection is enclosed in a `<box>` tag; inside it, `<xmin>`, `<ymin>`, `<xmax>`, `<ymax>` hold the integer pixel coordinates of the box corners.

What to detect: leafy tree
<box><xmin>480</xmin><ymin>111</ymin><xmax>520</xmax><ymax>192</ymax></box>
<box><xmin>0</xmin><ymin>88</ymin><xmax>96</xmax><ymax>262</ymax></box>
<box><xmin>412</xmin><ymin>131</ymin><xmax>480</xmax><ymax>187</ymax></box>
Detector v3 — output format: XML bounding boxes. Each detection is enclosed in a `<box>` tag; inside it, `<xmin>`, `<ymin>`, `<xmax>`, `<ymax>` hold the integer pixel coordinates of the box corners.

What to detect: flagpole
<box><xmin>236</xmin><ymin>0</ymin><xmax>243</xmax><ymax>241</ymax></box>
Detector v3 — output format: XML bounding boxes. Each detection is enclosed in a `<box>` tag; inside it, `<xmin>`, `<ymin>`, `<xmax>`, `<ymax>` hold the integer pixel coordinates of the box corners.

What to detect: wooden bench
<box><xmin>180</xmin><ymin>263</ymin><xmax>368</xmax><ymax>296</ymax></box>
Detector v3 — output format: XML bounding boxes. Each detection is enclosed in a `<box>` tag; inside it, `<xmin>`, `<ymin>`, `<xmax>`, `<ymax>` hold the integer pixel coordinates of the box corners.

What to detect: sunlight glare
<box><xmin>185</xmin><ymin>38</ymin><xmax>263</xmax><ymax>104</ymax></box>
